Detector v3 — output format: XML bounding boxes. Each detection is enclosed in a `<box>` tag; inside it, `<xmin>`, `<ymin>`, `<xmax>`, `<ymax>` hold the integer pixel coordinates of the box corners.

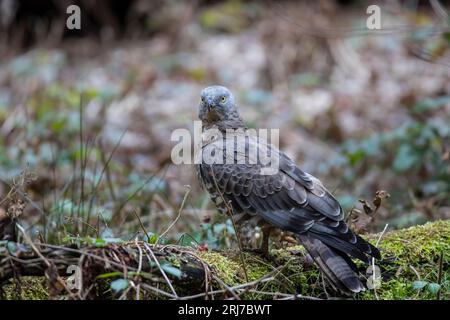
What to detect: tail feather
<box><xmin>298</xmin><ymin>234</ymin><xmax>365</xmax><ymax>294</ymax></box>
<box><xmin>310</xmin><ymin>231</ymin><xmax>372</xmax><ymax>263</ymax></box>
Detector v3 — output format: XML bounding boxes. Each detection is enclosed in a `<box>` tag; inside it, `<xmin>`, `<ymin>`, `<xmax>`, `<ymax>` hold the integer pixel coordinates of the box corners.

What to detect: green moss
<box><xmin>199</xmin><ymin>221</ymin><xmax>450</xmax><ymax>300</ymax></box>
<box><xmin>166</xmin><ymin>255</ymin><xmax>181</xmax><ymax>268</ymax></box>
<box><xmin>360</xmin><ymin>220</ymin><xmax>450</xmax><ymax>300</ymax></box>
<box><xmin>376</xmin><ymin>220</ymin><xmax>450</xmax><ymax>263</ymax></box>
<box><xmin>198</xmin><ymin>251</ymin><xmax>242</xmax><ymax>285</ymax></box>
<box><xmin>245</xmin><ymin>257</ymin><xmax>272</xmax><ymax>281</ymax></box>
<box><xmin>2</xmin><ymin>277</ymin><xmax>49</xmax><ymax>300</ymax></box>
<box><xmin>199</xmin><ymin>247</ymin><xmax>323</xmax><ymax>299</ymax></box>
<box><xmin>360</xmin><ymin>280</ymin><xmax>412</xmax><ymax>300</ymax></box>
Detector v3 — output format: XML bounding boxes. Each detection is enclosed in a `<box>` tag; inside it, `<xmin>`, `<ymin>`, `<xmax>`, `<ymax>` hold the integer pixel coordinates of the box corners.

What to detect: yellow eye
<box><xmin>220</xmin><ymin>96</ymin><xmax>227</xmax><ymax>103</ymax></box>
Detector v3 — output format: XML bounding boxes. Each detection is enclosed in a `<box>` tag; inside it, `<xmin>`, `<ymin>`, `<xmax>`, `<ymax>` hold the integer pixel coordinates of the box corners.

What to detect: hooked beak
<box><xmin>205</xmin><ymin>99</ymin><xmax>214</xmax><ymax>112</ymax></box>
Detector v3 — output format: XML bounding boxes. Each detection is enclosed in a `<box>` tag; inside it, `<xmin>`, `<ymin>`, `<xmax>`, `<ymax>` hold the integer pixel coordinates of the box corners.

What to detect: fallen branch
<box><xmin>0</xmin><ymin>220</ymin><xmax>449</xmax><ymax>300</ymax></box>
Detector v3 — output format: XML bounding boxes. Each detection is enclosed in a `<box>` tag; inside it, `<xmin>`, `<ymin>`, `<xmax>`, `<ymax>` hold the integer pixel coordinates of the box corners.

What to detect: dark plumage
<box><xmin>195</xmin><ymin>85</ymin><xmax>381</xmax><ymax>294</ymax></box>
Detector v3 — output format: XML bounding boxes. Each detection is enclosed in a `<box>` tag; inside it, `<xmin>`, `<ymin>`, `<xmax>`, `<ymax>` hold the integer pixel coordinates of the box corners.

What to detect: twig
<box><xmin>178</xmin><ymin>276</ymin><xmax>275</xmax><ymax>300</ymax></box>
<box><xmin>142</xmin><ymin>242</ymin><xmax>178</xmax><ymax>298</ymax></box>
<box><xmin>98</xmin><ymin>138</ymin><xmax>118</xmax><ymax>201</ymax></box>
<box><xmin>375</xmin><ymin>224</ymin><xmax>389</xmax><ymax>248</ymax></box>
<box><xmin>38</xmin><ymin>243</ymin><xmax>139</xmax><ymax>271</ymax></box>
<box><xmin>87</xmin><ymin>130</ymin><xmax>126</xmax><ymax>217</ymax></box>
<box><xmin>437</xmin><ymin>251</ymin><xmax>444</xmax><ymax>300</ymax></box>
<box><xmin>409</xmin><ymin>265</ymin><xmax>421</xmax><ymax>281</ymax></box>
<box><xmin>212</xmin><ymin>274</ymin><xmax>241</xmax><ymax>300</ymax></box>
<box><xmin>250</xmin><ymin>256</ymin><xmax>295</xmax><ymax>294</ymax></box>
<box><xmin>245</xmin><ymin>289</ymin><xmax>321</xmax><ymax>300</ymax></box>
<box><xmin>276</xmin><ymin>294</ymin><xmax>322</xmax><ymax>300</ymax></box>
<box><xmin>77</xmin><ymin>94</ymin><xmax>85</xmax><ymax>231</ymax></box>
<box><xmin>16</xmin><ymin>225</ymin><xmax>51</xmax><ymax>267</ymax></box>
<box><xmin>372</xmin><ymin>223</ymin><xmax>388</xmax><ymax>300</ymax></box>
<box><xmin>139</xmin><ymin>282</ymin><xmax>178</xmax><ymax>299</ymax></box>
<box><xmin>157</xmin><ymin>185</ymin><xmax>191</xmax><ymax>244</ymax></box>
<box><xmin>135</xmin><ymin>238</ymin><xmax>143</xmax><ymax>300</ymax></box>
<box><xmin>321</xmin><ymin>273</ymin><xmax>330</xmax><ymax>299</ymax></box>
<box><xmin>132</xmin><ymin>208</ymin><xmax>150</xmax><ymax>241</ymax></box>
<box><xmin>237</xmin><ymin>263</ymin><xmax>288</xmax><ymax>297</ymax></box>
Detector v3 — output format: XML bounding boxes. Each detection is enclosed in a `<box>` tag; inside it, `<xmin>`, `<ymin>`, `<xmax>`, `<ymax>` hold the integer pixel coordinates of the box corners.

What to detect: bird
<box><xmin>194</xmin><ymin>85</ymin><xmax>381</xmax><ymax>295</ymax></box>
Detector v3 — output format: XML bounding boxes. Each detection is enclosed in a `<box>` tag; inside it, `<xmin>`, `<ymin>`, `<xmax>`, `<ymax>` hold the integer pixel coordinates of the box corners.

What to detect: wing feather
<box><xmin>198</xmin><ymin>135</ymin><xmax>380</xmax><ymax>267</ymax></box>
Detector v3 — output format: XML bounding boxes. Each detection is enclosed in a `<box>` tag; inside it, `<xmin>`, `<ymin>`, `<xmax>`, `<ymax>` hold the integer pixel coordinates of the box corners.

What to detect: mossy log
<box><xmin>1</xmin><ymin>220</ymin><xmax>449</xmax><ymax>300</ymax></box>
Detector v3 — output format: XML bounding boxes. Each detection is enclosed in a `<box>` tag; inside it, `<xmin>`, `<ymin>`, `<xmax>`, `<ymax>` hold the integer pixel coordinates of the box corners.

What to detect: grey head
<box><xmin>198</xmin><ymin>85</ymin><xmax>244</xmax><ymax>130</ymax></box>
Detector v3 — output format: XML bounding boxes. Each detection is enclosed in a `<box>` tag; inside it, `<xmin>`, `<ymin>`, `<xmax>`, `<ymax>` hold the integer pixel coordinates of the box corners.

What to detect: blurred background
<box><xmin>0</xmin><ymin>0</ymin><xmax>449</xmax><ymax>249</ymax></box>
